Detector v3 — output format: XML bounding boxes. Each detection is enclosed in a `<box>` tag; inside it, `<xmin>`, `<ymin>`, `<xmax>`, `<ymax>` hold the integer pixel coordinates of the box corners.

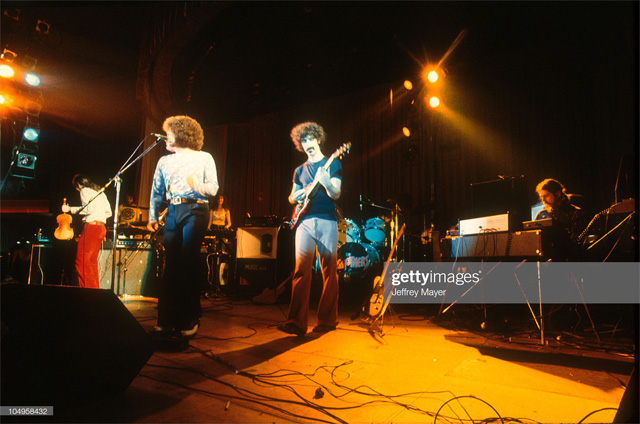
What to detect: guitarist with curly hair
<box><xmin>278</xmin><ymin>122</ymin><xmax>343</xmax><ymax>337</ymax></box>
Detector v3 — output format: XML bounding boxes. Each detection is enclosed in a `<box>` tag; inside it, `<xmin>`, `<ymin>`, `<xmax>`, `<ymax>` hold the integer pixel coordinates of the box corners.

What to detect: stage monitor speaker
<box><xmin>98</xmin><ymin>248</ymin><xmax>159</xmax><ymax>297</ymax></box>
<box><xmin>236</xmin><ymin>227</ymin><xmax>279</xmax><ymax>259</ymax></box>
<box><xmin>1</xmin><ymin>283</ymin><xmax>153</xmax><ymax>409</ymax></box>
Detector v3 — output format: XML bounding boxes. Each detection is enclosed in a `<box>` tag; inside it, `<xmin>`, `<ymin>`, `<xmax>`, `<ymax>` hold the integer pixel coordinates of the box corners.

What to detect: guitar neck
<box><xmin>385</xmin><ymin>224</ymin><xmax>406</xmax><ymax>262</ymax></box>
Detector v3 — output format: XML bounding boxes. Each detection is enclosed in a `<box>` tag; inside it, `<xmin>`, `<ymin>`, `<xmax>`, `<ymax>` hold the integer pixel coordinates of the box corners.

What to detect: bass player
<box><xmin>277</xmin><ymin>122</ymin><xmax>342</xmax><ymax>337</ymax></box>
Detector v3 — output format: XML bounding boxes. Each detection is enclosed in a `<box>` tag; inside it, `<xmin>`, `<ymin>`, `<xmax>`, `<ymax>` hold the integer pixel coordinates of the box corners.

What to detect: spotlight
<box><xmin>0</xmin><ymin>63</ymin><xmax>15</xmax><ymax>78</ymax></box>
<box><xmin>404</xmin><ymin>80</ymin><xmax>413</xmax><ymax>91</ymax></box>
<box><xmin>17</xmin><ymin>152</ymin><xmax>37</xmax><ymax>169</ymax></box>
<box><xmin>23</xmin><ymin>127</ymin><xmax>39</xmax><ymax>141</ymax></box>
<box><xmin>428</xmin><ymin>96</ymin><xmax>440</xmax><ymax>108</ymax></box>
<box><xmin>0</xmin><ymin>93</ymin><xmax>15</xmax><ymax>106</ymax></box>
<box><xmin>24</xmin><ymin>73</ymin><xmax>40</xmax><ymax>87</ymax></box>
<box><xmin>402</xmin><ymin>127</ymin><xmax>411</xmax><ymax>138</ymax></box>
<box><xmin>35</xmin><ymin>20</ymin><xmax>50</xmax><ymax>35</ymax></box>
<box><xmin>1</xmin><ymin>49</ymin><xmax>17</xmax><ymax>62</ymax></box>
<box><xmin>427</xmin><ymin>70</ymin><xmax>439</xmax><ymax>83</ymax></box>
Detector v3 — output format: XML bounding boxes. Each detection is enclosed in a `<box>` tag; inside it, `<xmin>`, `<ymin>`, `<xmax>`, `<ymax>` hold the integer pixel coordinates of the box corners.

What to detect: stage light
<box><xmin>35</xmin><ymin>20</ymin><xmax>50</xmax><ymax>35</ymax></box>
<box><xmin>24</xmin><ymin>73</ymin><xmax>40</xmax><ymax>87</ymax></box>
<box><xmin>404</xmin><ymin>80</ymin><xmax>413</xmax><ymax>91</ymax></box>
<box><xmin>0</xmin><ymin>93</ymin><xmax>12</xmax><ymax>105</ymax></box>
<box><xmin>1</xmin><ymin>49</ymin><xmax>17</xmax><ymax>62</ymax></box>
<box><xmin>428</xmin><ymin>96</ymin><xmax>440</xmax><ymax>108</ymax></box>
<box><xmin>0</xmin><ymin>64</ymin><xmax>15</xmax><ymax>78</ymax></box>
<box><xmin>17</xmin><ymin>152</ymin><xmax>37</xmax><ymax>169</ymax></box>
<box><xmin>427</xmin><ymin>70</ymin><xmax>439</xmax><ymax>83</ymax></box>
<box><xmin>23</xmin><ymin>127</ymin><xmax>39</xmax><ymax>141</ymax></box>
<box><xmin>402</xmin><ymin>127</ymin><xmax>411</xmax><ymax>137</ymax></box>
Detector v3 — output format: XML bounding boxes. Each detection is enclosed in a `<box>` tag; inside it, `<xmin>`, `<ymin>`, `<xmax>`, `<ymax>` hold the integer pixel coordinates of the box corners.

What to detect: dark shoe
<box><xmin>312</xmin><ymin>324</ymin><xmax>337</xmax><ymax>333</ymax></box>
<box><xmin>150</xmin><ymin>326</ymin><xmax>172</xmax><ymax>336</ymax></box>
<box><xmin>277</xmin><ymin>323</ymin><xmax>306</xmax><ymax>337</ymax></box>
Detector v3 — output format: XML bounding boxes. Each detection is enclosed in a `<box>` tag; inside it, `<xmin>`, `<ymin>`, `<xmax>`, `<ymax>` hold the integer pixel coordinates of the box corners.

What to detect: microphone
<box><xmin>151</xmin><ymin>133</ymin><xmax>168</xmax><ymax>141</ymax></box>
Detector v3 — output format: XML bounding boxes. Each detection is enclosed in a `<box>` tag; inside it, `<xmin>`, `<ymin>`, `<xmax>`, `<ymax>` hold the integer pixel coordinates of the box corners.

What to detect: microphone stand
<box><xmin>84</xmin><ymin>134</ymin><xmax>165</xmax><ymax>294</ymax></box>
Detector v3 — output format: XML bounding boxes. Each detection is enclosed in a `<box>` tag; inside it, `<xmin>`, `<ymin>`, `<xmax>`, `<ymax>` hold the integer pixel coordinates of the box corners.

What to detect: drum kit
<box><xmin>316</xmin><ymin>195</ymin><xmax>405</xmax><ymax>285</ymax></box>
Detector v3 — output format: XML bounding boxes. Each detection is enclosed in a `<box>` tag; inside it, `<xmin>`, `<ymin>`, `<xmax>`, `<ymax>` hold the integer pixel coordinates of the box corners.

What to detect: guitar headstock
<box><xmin>333</xmin><ymin>142</ymin><xmax>351</xmax><ymax>160</ymax></box>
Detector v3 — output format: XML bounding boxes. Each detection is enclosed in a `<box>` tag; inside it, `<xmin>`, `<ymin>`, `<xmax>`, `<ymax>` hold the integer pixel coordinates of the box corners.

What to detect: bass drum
<box><xmin>337</xmin><ymin>242</ymin><xmax>381</xmax><ymax>283</ymax></box>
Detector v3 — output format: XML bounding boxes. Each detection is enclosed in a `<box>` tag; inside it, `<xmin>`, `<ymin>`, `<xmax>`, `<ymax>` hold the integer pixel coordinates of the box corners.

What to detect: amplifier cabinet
<box><xmin>509</xmin><ymin>230</ymin><xmax>545</xmax><ymax>258</ymax></box>
<box><xmin>98</xmin><ymin>248</ymin><xmax>159</xmax><ymax>297</ymax></box>
<box><xmin>236</xmin><ymin>227</ymin><xmax>278</xmax><ymax>259</ymax></box>
<box><xmin>235</xmin><ymin>258</ymin><xmax>276</xmax><ymax>296</ymax></box>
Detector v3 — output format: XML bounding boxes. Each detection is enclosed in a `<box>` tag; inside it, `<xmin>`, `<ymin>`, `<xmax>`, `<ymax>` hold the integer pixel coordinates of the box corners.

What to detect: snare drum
<box><xmin>337</xmin><ymin>242</ymin><xmax>381</xmax><ymax>282</ymax></box>
<box><xmin>363</xmin><ymin>217</ymin><xmax>386</xmax><ymax>246</ymax></box>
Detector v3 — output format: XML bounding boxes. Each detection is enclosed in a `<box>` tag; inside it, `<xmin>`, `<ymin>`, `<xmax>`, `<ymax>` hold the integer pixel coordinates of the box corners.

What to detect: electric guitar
<box><xmin>365</xmin><ymin>223</ymin><xmax>405</xmax><ymax>320</ymax></box>
<box><xmin>289</xmin><ymin>142</ymin><xmax>351</xmax><ymax>230</ymax></box>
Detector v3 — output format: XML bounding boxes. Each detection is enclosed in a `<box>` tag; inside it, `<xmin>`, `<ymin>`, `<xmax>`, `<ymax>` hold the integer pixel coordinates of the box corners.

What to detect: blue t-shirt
<box><xmin>293</xmin><ymin>157</ymin><xmax>342</xmax><ymax>221</ymax></box>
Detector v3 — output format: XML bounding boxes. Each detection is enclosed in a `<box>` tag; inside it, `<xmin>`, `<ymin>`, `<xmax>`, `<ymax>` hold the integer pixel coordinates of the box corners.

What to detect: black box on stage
<box><xmin>1</xmin><ymin>283</ymin><xmax>152</xmax><ymax>409</ymax></box>
<box><xmin>235</xmin><ymin>258</ymin><xmax>276</xmax><ymax>290</ymax></box>
<box><xmin>98</xmin><ymin>248</ymin><xmax>159</xmax><ymax>297</ymax></box>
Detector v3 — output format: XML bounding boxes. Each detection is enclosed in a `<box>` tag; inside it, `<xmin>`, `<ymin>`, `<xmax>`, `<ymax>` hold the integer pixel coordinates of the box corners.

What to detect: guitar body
<box><xmin>289</xmin><ymin>142</ymin><xmax>351</xmax><ymax>230</ymax></box>
<box><xmin>363</xmin><ymin>224</ymin><xmax>405</xmax><ymax>320</ymax></box>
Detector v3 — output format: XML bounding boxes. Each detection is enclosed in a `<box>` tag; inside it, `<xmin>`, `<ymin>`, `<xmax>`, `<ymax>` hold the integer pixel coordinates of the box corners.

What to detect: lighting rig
<box><xmin>1</xmin><ymin>8</ymin><xmax>47</xmax><ymax>188</ymax></box>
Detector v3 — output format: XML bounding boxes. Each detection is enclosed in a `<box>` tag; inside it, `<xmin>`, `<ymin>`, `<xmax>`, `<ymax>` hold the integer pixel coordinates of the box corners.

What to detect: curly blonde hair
<box><xmin>290</xmin><ymin>122</ymin><xmax>326</xmax><ymax>152</ymax></box>
<box><xmin>162</xmin><ymin>115</ymin><xmax>204</xmax><ymax>150</ymax></box>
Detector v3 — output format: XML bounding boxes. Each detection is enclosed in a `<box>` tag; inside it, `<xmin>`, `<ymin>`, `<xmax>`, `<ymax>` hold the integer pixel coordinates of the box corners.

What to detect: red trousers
<box><xmin>75</xmin><ymin>222</ymin><xmax>106</xmax><ymax>288</ymax></box>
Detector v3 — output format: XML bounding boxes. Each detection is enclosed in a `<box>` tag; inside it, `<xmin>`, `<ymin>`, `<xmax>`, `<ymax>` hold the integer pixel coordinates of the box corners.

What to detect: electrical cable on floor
<box><xmin>138</xmin><ymin>371</ymin><xmax>341</xmax><ymax>424</ymax></box>
<box><xmin>434</xmin><ymin>395</ymin><xmax>504</xmax><ymax>424</ymax></box>
<box><xmin>144</xmin><ymin>357</ymin><xmax>544</xmax><ymax>424</ymax></box>
<box><xmin>576</xmin><ymin>407</ymin><xmax>618</xmax><ymax>423</ymax></box>
<box><xmin>145</xmin><ymin>355</ymin><xmax>349</xmax><ymax>423</ymax></box>
<box><xmin>192</xmin><ymin>350</ymin><xmax>451</xmax><ymax>418</ymax></box>
<box><xmin>195</xmin><ymin>322</ymin><xmax>266</xmax><ymax>341</ymax></box>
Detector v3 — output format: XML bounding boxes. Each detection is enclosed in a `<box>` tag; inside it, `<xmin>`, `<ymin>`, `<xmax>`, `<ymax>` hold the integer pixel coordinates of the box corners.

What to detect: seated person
<box><xmin>535</xmin><ymin>178</ymin><xmax>585</xmax><ymax>260</ymax></box>
<box><xmin>209</xmin><ymin>194</ymin><xmax>231</xmax><ymax>230</ymax></box>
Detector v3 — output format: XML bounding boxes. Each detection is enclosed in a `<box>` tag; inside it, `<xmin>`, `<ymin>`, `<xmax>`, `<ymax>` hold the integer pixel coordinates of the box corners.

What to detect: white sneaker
<box><xmin>181</xmin><ymin>322</ymin><xmax>199</xmax><ymax>338</ymax></box>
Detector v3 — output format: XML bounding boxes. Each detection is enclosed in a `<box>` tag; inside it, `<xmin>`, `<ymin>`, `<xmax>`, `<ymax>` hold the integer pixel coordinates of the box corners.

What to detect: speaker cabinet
<box><xmin>1</xmin><ymin>283</ymin><xmax>153</xmax><ymax>409</ymax></box>
<box><xmin>236</xmin><ymin>258</ymin><xmax>276</xmax><ymax>288</ymax></box>
<box><xmin>236</xmin><ymin>227</ymin><xmax>279</xmax><ymax>259</ymax></box>
<box><xmin>98</xmin><ymin>248</ymin><xmax>158</xmax><ymax>297</ymax></box>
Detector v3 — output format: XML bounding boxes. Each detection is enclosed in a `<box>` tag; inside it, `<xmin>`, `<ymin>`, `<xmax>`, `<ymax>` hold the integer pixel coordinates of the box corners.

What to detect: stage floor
<box><xmin>50</xmin><ymin>290</ymin><xmax>634</xmax><ymax>423</ymax></box>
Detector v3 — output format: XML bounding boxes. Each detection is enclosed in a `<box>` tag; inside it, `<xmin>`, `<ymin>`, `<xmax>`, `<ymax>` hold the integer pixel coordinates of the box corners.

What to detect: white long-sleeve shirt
<box><xmin>149</xmin><ymin>150</ymin><xmax>219</xmax><ymax>222</ymax></box>
<box><xmin>70</xmin><ymin>187</ymin><xmax>113</xmax><ymax>223</ymax></box>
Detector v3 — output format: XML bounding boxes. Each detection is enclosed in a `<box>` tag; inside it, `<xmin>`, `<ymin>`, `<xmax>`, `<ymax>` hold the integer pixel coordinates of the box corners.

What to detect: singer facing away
<box><xmin>148</xmin><ymin>115</ymin><xmax>219</xmax><ymax>339</ymax></box>
<box><xmin>278</xmin><ymin>122</ymin><xmax>342</xmax><ymax>337</ymax></box>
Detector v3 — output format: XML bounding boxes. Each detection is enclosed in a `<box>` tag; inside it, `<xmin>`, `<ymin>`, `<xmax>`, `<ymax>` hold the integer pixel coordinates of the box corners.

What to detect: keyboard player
<box><xmin>208</xmin><ymin>194</ymin><xmax>231</xmax><ymax>230</ymax></box>
<box><xmin>535</xmin><ymin>178</ymin><xmax>585</xmax><ymax>260</ymax></box>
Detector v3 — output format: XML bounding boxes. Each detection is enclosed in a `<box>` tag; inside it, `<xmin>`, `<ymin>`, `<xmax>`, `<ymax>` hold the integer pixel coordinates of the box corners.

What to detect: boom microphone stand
<box><xmin>79</xmin><ymin>134</ymin><xmax>165</xmax><ymax>293</ymax></box>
